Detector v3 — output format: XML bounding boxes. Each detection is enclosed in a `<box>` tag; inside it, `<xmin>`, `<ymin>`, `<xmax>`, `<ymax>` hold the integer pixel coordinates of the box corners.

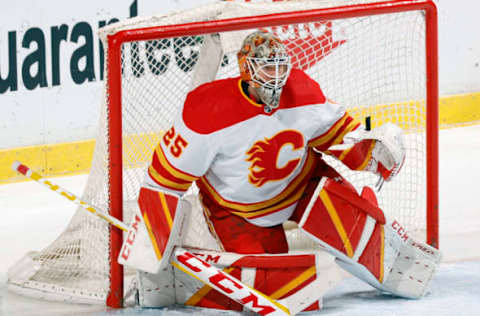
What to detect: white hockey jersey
<box><xmin>145</xmin><ymin>69</ymin><xmax>370</xmax><ymax>227</ymax></box>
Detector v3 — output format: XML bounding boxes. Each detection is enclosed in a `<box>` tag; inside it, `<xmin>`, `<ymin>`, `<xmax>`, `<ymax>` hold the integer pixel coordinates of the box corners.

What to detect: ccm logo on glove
<box><xmin>121</xmin><ymin>214</ymin><xmax>141</xmax><ymax>260</ymax></box>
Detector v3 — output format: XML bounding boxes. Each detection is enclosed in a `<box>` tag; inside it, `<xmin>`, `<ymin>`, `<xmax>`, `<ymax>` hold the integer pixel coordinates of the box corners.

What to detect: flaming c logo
<box><xmin>246</xmin><ymin>130</ymin><xmax>305</xmax><ymax>187</ymax></box>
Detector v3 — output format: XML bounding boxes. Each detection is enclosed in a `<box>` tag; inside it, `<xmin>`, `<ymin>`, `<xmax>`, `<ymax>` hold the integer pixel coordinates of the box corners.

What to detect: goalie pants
<box><xmin>199</xmin><ymin>155</ymin><xmax>354</xmax><ymax>254</ymax></box>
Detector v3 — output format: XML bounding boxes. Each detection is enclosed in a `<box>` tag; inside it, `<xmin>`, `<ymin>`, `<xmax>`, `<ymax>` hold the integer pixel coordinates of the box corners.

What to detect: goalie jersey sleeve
<box><xmin>310</xmin><ymin>113</ymin><xmax>380</xmax><ymax>172</ymax></box>
<box><xmin>145</xmin><ymin>112</ymin><xmax>218</xmax><ymax>195</ymax></box>
<box><xmin>307</xmin><ymin>104</ymin><xmax>376</xmax><ymax>172</ymax></box>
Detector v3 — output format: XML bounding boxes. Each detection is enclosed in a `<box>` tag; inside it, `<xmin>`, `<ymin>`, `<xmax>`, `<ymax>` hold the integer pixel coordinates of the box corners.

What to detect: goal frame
<box><xmin>105</xmin><ymin>0</ymin><xmax>438</xmax><ymax>307</ymax></box>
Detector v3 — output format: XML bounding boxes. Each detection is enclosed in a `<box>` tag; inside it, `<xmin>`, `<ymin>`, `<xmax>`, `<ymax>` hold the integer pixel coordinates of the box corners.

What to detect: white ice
<box><xmin>1</xmin><ymin>125</ymin><xmax>480</xmax><ymax>315</ymax></box>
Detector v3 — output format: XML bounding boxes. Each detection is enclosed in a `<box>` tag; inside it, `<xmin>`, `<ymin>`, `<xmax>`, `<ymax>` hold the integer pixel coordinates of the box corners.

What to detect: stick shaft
<box><xmin>11</xmin><ymin>161</ymin><xmax>128</xmax><ymax>232</ymax></box>
<box><xmin>11</xmin><ymin>160</ymin><xmax>290</xmax><ymax>315</ymax></box>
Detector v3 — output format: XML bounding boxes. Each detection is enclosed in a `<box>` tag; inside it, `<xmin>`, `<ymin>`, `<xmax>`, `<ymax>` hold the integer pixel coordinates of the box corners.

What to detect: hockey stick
<box><xmin>11</xmin><ymin>161</ymin><xmax>291</xmax><ymax>316</ymax></box>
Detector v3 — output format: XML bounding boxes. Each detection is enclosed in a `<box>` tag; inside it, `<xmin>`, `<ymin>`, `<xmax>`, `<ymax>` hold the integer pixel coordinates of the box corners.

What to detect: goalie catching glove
<box><xmin>328</xmin><ymin>122</ymin><xmax>406</xmax><ymax>181</ymax></box>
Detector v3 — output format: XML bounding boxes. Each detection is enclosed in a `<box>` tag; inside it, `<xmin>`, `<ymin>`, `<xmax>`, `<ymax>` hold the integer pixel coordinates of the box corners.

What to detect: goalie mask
<box><xmin>237</xmin><ymin>30</ymin><xmax>292</xmax><ymax>113</ymax></box>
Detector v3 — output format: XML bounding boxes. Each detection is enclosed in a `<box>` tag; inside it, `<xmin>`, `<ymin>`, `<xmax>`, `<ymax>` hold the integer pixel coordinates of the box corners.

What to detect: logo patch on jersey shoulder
<box><xmin>246</xmin><ymin>130</ymin><xmax>305</xmax><ymax>187</ymax></box>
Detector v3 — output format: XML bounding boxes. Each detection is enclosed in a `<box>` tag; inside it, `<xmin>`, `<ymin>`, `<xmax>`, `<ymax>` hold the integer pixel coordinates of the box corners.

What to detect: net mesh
<box><xmin>7</xmin><ymin>0</ymin><xmax>429</xmax><ymax>304</ymax></box>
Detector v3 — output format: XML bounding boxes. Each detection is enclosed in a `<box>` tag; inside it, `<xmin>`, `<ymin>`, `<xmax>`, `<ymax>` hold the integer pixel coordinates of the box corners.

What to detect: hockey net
<box><xmin>7</xmin><ymin>0</ymin><xmax>438</xmax><ymax>307</ymax></box>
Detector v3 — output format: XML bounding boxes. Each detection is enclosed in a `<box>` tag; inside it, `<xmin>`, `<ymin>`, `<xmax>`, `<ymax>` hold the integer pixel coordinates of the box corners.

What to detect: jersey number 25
<box><xmin>163</xmin><ymin>127</ymin><xmax>188</xmax><ymax>158</ymax></box>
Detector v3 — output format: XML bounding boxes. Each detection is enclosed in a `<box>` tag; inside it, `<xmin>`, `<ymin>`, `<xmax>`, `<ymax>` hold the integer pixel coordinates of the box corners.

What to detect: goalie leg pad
<box><xmin>138</xmin><ymin>248</ymin><xmax>341</xmax><ymax>314</ymax></box>
<box><xmin>298</xmin><ymin>178</ymin><xmax>442</xmax><ymax>298</ymax></box>
<box><xmin>298</xmin><ymin>178</ymin><xmax>383</xmax><ymax>260</ymax></box>
<box><xmin>137</xmin><ymin>266</ymin><xmax>176</xmax><ymax>307</ymax></box>
<box><xmin>336</xmin><ymin>220</ymin><xmax>442</xmax><ymax>298</ymax></box>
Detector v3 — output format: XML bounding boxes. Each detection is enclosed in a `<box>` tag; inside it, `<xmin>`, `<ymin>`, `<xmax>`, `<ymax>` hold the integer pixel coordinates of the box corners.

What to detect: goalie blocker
<box><xmin>298</xmin><ymin>177</ymin><xmax>442</xmax><ymax>299</ymax></box>
<box><xmin>119</xmin><ymin>187</ymin><xmax>191</xmax><ymax>273</ymax></box>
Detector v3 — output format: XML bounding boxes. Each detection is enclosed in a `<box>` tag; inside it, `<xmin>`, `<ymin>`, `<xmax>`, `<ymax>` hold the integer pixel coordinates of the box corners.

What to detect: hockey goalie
<box><xmin>121</xmin><ymin>30</ymin><xmax>442</xmax><ymax>313</ymax></box>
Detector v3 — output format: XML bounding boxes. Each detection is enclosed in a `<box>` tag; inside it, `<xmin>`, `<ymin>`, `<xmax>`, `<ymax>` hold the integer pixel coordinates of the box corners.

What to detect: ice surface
<box><xmin>1</xmin><ymin>125</ymin><xmax>479</xmax><ymax>315</ymax></box>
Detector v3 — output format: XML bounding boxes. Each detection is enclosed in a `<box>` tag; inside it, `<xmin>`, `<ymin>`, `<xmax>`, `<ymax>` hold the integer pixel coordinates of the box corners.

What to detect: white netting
<box><xmin>7</xmin><ymin>0</ymin><xmax>430</xmax><ymax>305</ymax></box>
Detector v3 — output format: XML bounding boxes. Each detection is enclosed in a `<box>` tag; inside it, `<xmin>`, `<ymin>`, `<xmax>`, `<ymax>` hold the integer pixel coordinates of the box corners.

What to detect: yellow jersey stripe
<box><xmin>200</xmin><ymin>150</ymin><xmax>315</xmax><ymax>212</ymax></box>
<box><xmin>231</xmin><ymin>184</ymin><xmax>306</xmax><ymax>219</ymax></box>
<box><xmin>155</xmin><ymin>145</ymin><xmax>198</xmax><ymax>182</ymax></box>
<box><xmin>149</xmin><ymin>166</ymin><xmax>191</xmax><ymax>191</ymax></box>
<box><xmin>308</xmin><ymin>113</ymin><xmax>349</xmax><ymax>148</ymax></box>
<box><xmin>328</xmin><ymin>119</ymin><xmax>359</xmax><ymax>148</ymax></box>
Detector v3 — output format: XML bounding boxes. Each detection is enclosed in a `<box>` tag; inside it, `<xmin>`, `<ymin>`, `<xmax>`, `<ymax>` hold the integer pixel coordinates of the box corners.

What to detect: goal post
<box><xmin>7</xmin><ymin>0</ymin><xmax>438</xmax><ymax>309</ymax></box>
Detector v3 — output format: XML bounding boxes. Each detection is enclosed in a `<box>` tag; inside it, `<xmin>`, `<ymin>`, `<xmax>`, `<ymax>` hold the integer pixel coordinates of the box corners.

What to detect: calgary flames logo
<box><xmin>246</xmin><ymin>130</ymin><xmax>305</xmax><ymax>187</ymax></box>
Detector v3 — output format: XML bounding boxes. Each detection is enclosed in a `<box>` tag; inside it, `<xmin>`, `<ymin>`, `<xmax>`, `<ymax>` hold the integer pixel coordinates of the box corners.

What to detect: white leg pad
<box><xmin>381</xmin><ymin>221</ymin><xmax>442</xmax><ymax>298</ymax></box>
<box><xmin>136</xmin><ymin>248</ymin><xmax>340</xmax><ymax>312</ymax></box>
<box><xmin>298</xmin><ymin>177</ymin><xmax>442</xmax><ymax>299</ymax></box>
<box><xmin>335</xmin><ymin>220</ymin><xmax>442</xmax><ymax>299</ymax></box>
<box><xmin>137</xmin><ymin>266</ymin><xmax>176</xmax><ymax>307</ymax></box>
